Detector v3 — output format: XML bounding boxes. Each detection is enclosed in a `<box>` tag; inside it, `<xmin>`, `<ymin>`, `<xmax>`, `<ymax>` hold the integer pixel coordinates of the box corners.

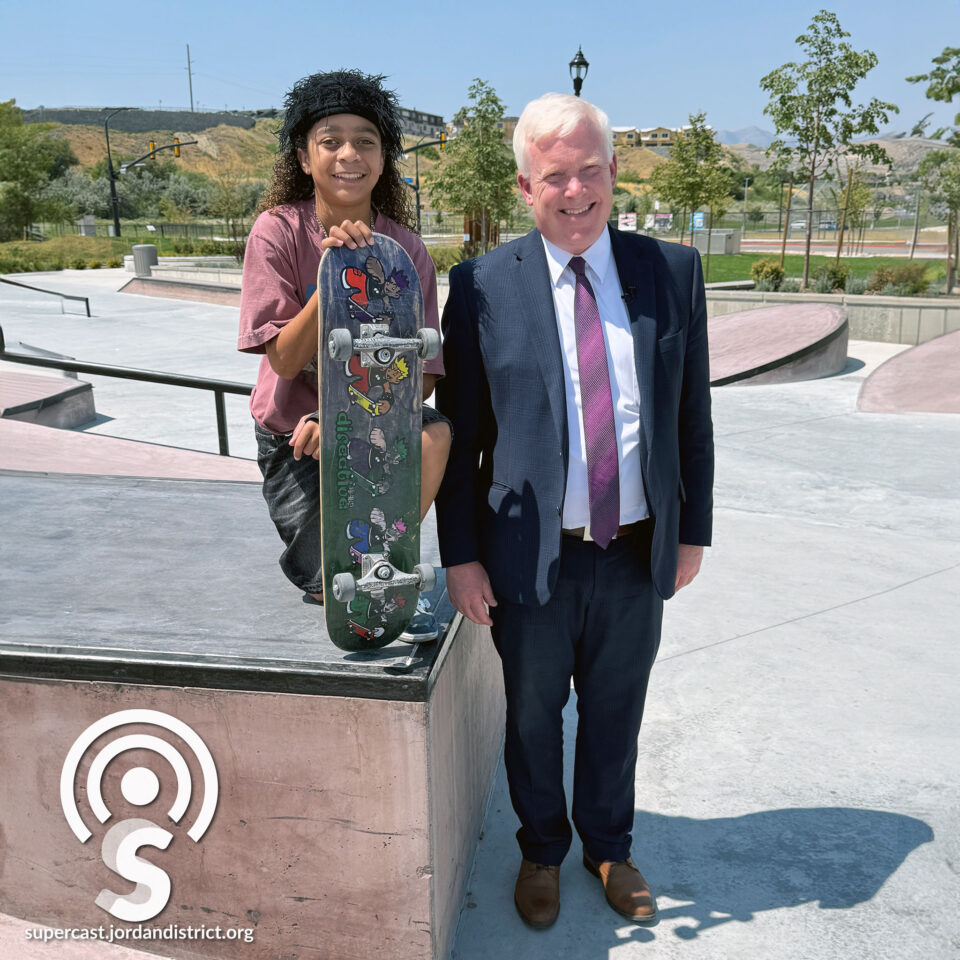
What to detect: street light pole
<box><xmin>103</xmin><ymin>107</ymin><xmax>131</xmax><ymax>239</ymax></box>
<box><xmin>741</xmin><ymin>176</ymin><xmax>751</xmax><ymax>235</ymax></box>
<box><xmin>569</xmin><ymin>47</ymin><xmax>589</xmax><ymax>97</ymax></box>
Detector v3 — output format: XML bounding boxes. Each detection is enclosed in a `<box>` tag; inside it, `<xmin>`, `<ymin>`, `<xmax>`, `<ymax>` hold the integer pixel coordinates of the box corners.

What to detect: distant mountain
<box><xmin>715</xmin><ymin>126</ymin><xmax>775</xmax><ymax>148</ymax></box>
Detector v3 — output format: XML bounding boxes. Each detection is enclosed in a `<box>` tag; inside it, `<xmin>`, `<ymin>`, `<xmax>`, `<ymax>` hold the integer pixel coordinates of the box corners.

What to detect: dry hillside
<box><xmin>50</xmin><ymin>118</ymin><xmax>281</xmax><ymax>179</ymax></box>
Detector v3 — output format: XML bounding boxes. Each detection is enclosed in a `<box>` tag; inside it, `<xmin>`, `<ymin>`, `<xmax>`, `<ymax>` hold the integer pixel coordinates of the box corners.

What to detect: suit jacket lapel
<box><xmin>610</xmin><ymin>227</ymin><xmax>657</xmax><ymax>462</ymax></box>
<box><xmin>514</xmin><ymin>230</ymin><xmax>567</xmax><ymax>457</ymax></box>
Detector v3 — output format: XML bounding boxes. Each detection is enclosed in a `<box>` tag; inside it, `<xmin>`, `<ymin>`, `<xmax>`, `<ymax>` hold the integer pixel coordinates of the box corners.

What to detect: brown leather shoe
<box><xmin>514</xmin><ymin>858</ymin><xmax>560</xmax><ymax>929</ymax></box>
<box><xmin>583</xmin><ymin>851</ymin><xmax>657</xmax><ymax>922</ymax></box>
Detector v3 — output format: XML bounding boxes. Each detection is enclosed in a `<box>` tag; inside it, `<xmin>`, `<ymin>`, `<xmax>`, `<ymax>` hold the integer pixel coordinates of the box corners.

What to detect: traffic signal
<box><xmin>148</xmin><ymin>141</ymin><xmax>156</xmax><ymax>158</ymax></box>
<box><xmin>439</xmin><ymin>132</ymin><xmax>446</xmax><ymax>151</ymax></box>
<box><xmin>173</xmin><ymin>137</ymin><xmax>181</xmax><ymax>158</ymax></box>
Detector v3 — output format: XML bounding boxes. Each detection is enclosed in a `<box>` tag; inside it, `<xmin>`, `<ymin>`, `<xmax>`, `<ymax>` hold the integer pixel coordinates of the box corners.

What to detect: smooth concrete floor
<box><xmin>2</xmin><ymin>272</ymin><xmax>958</xmax><ymax>960</ymax></box>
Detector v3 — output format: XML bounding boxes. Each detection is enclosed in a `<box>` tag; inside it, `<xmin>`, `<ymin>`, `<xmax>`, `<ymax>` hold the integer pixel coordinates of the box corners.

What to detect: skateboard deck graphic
<box><xmin>317</xmin><ymin>234</ymin><xmax>438</xmax><ymax>650</ymax></box>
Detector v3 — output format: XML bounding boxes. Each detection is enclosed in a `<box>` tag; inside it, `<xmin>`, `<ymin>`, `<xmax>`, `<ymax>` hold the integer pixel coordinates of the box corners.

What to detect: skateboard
<box><xmin>317</xmin><ymin>234</ymin><xmax>440</xmax><ymax>651</ymax></box>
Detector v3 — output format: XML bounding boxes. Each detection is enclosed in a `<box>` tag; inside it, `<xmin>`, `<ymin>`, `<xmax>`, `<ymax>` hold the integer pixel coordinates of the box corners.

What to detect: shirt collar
<box><xmin>541</xmin><ymin>227</ymin><xmax>614</xmax><ymax>289</ymax></box>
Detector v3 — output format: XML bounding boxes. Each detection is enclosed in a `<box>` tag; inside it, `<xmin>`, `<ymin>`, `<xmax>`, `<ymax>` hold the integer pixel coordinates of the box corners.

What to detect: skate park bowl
<box><xmin>708</xmin><ymin>303</ymin><xmax>848</xmax><ymax>386</ymax></box>
<box><xmin>857</xmin><ymin>329</ymin><xmax>960</xmax><ymax>414</ymax></box>
<box><xmin>0</xmin><ymin>421</ymin><xmax>504</xmax><ymax>960</ymax></box>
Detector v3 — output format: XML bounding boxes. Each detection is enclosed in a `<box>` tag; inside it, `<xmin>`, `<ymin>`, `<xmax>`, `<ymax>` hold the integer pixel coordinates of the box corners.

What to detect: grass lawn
<box><xmin>701</xmin><ymin>252</ymin><xmax>947</xmax><ymax>284</ymax></box>
<box><xmin>0</xmin><ymin>234</ymin><xmax>232</xmax><ymax>270</ymax></box>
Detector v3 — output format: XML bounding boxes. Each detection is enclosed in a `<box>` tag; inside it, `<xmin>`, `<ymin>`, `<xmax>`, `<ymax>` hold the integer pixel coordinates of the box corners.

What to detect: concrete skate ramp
<box><xmin>120</xmin><ymin>275</ymin><xmax>241</xmax><ymax>307</ymax></box>
<box><xmin>709</xmin><ymin>303</ymin><xmax>848</xmax><ymax>386</ymax></box>
<box><xmin>0</xmin><ymin>418</ymin><xmax>260</xmax><ymax>480</ymax></box>
<box><xmin>858</xmin><ymin>329</ymin><xmax>960</xmax><ymax>413</ymax></box>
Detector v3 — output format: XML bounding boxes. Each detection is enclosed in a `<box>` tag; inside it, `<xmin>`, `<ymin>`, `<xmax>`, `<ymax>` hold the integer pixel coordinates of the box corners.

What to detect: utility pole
<box><xmin>186</xmin><ymin>44</ymin><xmax>195</xmax><ymax>112</ymax></box>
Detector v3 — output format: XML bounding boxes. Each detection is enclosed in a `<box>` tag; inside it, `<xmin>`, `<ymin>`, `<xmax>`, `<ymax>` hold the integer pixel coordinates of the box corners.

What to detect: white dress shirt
<box><xmin>541</xmin><ymin>230</ymin><xmax>649</xmax><ymax>530</ymax></box>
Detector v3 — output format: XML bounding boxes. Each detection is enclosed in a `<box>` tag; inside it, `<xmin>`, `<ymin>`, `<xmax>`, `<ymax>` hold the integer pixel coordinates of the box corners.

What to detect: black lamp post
<box><xmin>569</xmin><ymin>47</ymin><xmax>589</xmax><ymax>97</ymax></box>
<box><xmin>103</xmin><ymin>107</ymin><xmax>131</xmax><ymax>238</ymax></box>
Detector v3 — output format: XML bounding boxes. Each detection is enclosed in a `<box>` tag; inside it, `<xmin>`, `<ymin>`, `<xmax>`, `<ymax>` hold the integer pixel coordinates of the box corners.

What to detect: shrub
<box><xmin>427</xmin><ymin>245</ymin><xmax>466</xmax><ymax>273</ymax></box>
<box><xmin>845</xmin><ymin>276</ymin><xmax>868</xmax><ymax>295</ymax></box>
<box><xmin>780</xmin><ymin>278</ymin><xmax>802</xmax><ymax>293</ymax></box>
<box><xmin>749</xmin><ymin>258</ymin><xmax>784</xmax><ymax>291</ymax></box>
<box><xmin>755</xmin><ymin>278</ymin><xmax>778</xmax><ymax>292</ymax></box>
<box><xmin>815</xmin><ymin>262</ymin><xmax>850</xmax><ymax>292</ymax></box>
<box><xmin>107</xmin><ymin>257</ymin><xmax>123</xmax><ymax>268</ymax></box>
<box><xmin>867</xmin><ymin>262</ymin><xmax>927</xmax><ymax>296</ymax></box>
<box><xmin>171</xmin><ymin>239</ymin><xmax>195</xmax><ymax>255</ymax></box>
<box><xmin>88</xmin><ymin>260</ymin><xmax>102</xmax><ymax>269</ymax></box>
<box><xmin>70</xmin><ymin>257</ymin><xmax>87</xmax><ymax>269</ymax></box>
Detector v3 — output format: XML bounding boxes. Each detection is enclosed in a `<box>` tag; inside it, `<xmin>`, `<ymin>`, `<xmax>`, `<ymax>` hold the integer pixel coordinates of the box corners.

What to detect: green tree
<box><xmin>0</xmin><ymin>99</ymin><xmax>78</xmax><ymax>240</ymax></box>
<box><xmin>761</xmin><ymin>10</ymin><xmax>898</xmax><ymax>287</ymax></box>
<box><xmin>648</xmin><ymin>112</ymin><xmax>724</xmax><ymax>245</ymax></box>
<box><xmin>426</xmin><ymin>79</ymin><xmax>517</xmax><ymax>254</ymax></box>
<box><xmin>701</xmin><ymin>165</ymin><xmax>732</xmax><ymax>281</ymax></box>
<box><xmin>907</xmin><ymin>47</ymin><xmax>960</xmax><ymax>146</ymax></box>
<box><xmin>918</xmin><ymin>148</ymin><xmax>960</xmax><ymax>291</ymax></box>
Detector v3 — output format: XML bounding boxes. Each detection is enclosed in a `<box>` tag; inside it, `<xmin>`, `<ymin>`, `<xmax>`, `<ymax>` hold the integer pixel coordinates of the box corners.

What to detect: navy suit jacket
<box><xmin>435</xmin><ymin>227</ymin><xmax>714</xmax><ymax>604</ymax></box>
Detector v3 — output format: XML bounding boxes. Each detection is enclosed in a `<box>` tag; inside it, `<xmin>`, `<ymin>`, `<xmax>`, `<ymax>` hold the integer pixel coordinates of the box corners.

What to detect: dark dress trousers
<box><xmin>436</xmin><ymin>227</ymin><xmax>714</xmax><ymax>865</ymax></box>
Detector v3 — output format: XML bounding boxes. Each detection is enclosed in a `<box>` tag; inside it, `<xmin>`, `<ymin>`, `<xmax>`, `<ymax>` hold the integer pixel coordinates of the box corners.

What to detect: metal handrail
<box><xmin>0</xmin><ymin>277</ymin><xmax>91</xmax><ymax>317</ymax></box>
<box><xmin>0</xmin><ymin>326</ymin><xmax>252</xmax><ymax>456</ymax></box>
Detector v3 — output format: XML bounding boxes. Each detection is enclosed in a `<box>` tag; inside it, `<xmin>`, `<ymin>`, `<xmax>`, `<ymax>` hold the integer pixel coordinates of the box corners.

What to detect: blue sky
<box><xmin>1</xmin><ymin>0</ymin><xmax>956</xmax><ymax>136</ymax></box>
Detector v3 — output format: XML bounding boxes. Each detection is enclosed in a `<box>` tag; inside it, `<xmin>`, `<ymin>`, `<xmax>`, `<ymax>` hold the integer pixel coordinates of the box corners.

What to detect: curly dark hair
<box><xmin>258</xmin><ymin>69</ymin><xmax>414</xmax><ymax>231</ymax></box>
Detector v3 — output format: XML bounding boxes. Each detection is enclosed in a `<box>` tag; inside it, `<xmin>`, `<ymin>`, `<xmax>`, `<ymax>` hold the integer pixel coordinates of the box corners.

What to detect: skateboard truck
<box><xmin>328</xmin><ymin>325</ymin><xmax>440</xmax><ymax>366</ymax></box>
<box><xmin>331</xmin><ymin>553</ymin><xmax>436</xmax><ymax>605</ymax></box>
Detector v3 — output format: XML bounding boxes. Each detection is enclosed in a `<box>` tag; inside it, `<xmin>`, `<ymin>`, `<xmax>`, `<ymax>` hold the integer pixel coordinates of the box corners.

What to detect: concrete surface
<box><xmin>858</xmin><ymin>329</ymin><xmax>960</xmax><ymax>414</ymax></box>
<box><xmin>452</xmin><ymin>339</ymin><xmax>960</xmax><ymax>960</ymax></box>
<box><xmin>1</xmin><ymin>270</ymin><xmax>958</xmax><ymax>959</ymax></box>
<box><xmin>708</xmin><ymin>303</ymin><xmax>847</xmax><ymax>385</ymax></box>
<box><xmin>0</xmin><ymin>268</ymin><xmax>260</xmax><ymax>460</ymax></box>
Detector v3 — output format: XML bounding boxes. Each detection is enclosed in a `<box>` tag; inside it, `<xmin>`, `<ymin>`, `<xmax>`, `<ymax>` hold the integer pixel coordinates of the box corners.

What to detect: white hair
<box><xmin>513</xmin><ymin>93</ymin><xmax>613</xmax><ymax>176</ymax></box>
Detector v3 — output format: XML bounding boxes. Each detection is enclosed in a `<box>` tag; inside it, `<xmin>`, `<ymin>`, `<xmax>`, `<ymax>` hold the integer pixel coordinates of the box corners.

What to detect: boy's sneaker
<box><xmin>398</xmin><ymin>607</ymin><xmax>439</xmax><ymax>643</ymax></box>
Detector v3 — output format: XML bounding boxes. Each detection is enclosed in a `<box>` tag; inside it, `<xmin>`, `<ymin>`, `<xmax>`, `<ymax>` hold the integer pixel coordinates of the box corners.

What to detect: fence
<box><xmin>40</xmin><ymin>221</ymin><xmax>244</xmax><ymax>241</ymax></box>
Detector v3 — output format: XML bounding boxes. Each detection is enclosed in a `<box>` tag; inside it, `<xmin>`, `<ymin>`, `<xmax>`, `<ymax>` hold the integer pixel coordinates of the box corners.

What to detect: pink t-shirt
<box><xmin>237</xmin><ymin>199</ymin><xmax>445</xmax><ymax>434</ymax></box>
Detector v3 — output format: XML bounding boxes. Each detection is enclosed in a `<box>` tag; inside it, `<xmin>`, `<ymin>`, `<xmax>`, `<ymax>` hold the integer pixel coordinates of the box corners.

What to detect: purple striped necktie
<box><xmin>569</xmin><ymin>256</ymin><xmax>620</xmax><ymax>549</ymax></box>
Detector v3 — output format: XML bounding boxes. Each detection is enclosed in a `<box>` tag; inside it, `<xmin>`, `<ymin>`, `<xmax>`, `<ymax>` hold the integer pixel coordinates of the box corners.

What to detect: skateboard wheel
<box><xmin>328</xmin><ymin>328</ymin><xmax>353</xmax><ymax>361</ymax></box>
<box><xmin>332</xmin><ymin>573</ymin><xmax>356</xmax><ymax>603</ymax></box>
<box><xmin>417</xmin><ymin>328</ymin><xmax>441</xmax><ymax>360</ymax></box>
<box><xmin>414</xmin><ymin>563</ymin><xmax>437</xmax><ymax>593</ymax></box>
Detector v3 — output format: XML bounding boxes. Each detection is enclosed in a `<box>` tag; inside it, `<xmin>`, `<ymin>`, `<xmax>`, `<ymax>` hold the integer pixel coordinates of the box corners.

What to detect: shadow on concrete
<box><xmin>630</xmin><ymin>806</ymin><xmax>933</xmax><ymax>940</ymax></box>
<box><xmin>828</xmin><ymin>356</ymin><xmax>866</xmax><ymax>377</ymax></box>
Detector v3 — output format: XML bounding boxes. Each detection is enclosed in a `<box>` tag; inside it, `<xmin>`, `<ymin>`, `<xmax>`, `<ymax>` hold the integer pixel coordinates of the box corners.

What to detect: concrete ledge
<box><xmin>706</xmin><ymin>290</ymin><xmax>960</xmax><ymax>346</ymax></box>
<box><xmin>0</xmin><ymin>368</ymin><xmax>95</xmax><ymax>428</ymax></box>
<box><xmin>119</xmin><ymin>277</ymin><xmax>241</xmax><ymax>308</ymax></box>
<box><xmin>0</xmin><ymin>616</ymin><xmax>503</xmax><ymax>960</ymax></box>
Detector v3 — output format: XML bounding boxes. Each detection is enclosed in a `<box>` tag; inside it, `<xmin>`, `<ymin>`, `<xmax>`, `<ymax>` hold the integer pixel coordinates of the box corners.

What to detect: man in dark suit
<box><xmin>435</xmin><ymin>93</ymin><xmax>714</xmax><ymax>928</ymax></box>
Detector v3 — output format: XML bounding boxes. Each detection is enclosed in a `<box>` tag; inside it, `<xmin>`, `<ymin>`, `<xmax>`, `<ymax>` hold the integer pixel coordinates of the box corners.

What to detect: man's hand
<box><xmin>289</xmin><ymin>414</ymin><xmax>320</xmax><ymax>461</ymax></box>
<box><xmin>675</xmin><ymin>544</ymin><xmax>704</xmax><ymax>592</ymax></box>
<box><xmin>447</xmin><ymin>561</ymin><xmax>498</xmax><ymax>626</ymax></box>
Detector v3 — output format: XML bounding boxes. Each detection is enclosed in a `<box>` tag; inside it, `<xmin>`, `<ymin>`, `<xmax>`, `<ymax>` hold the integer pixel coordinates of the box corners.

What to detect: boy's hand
<box><xmin>290</xmin><ymin>414</ymin><xmax>320</xmax><ymax>461</ymax></box>
<box><xmin>320</xmin><ymin>220</ymin><xmax>374</xmax><ymax>251</ymax></box>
